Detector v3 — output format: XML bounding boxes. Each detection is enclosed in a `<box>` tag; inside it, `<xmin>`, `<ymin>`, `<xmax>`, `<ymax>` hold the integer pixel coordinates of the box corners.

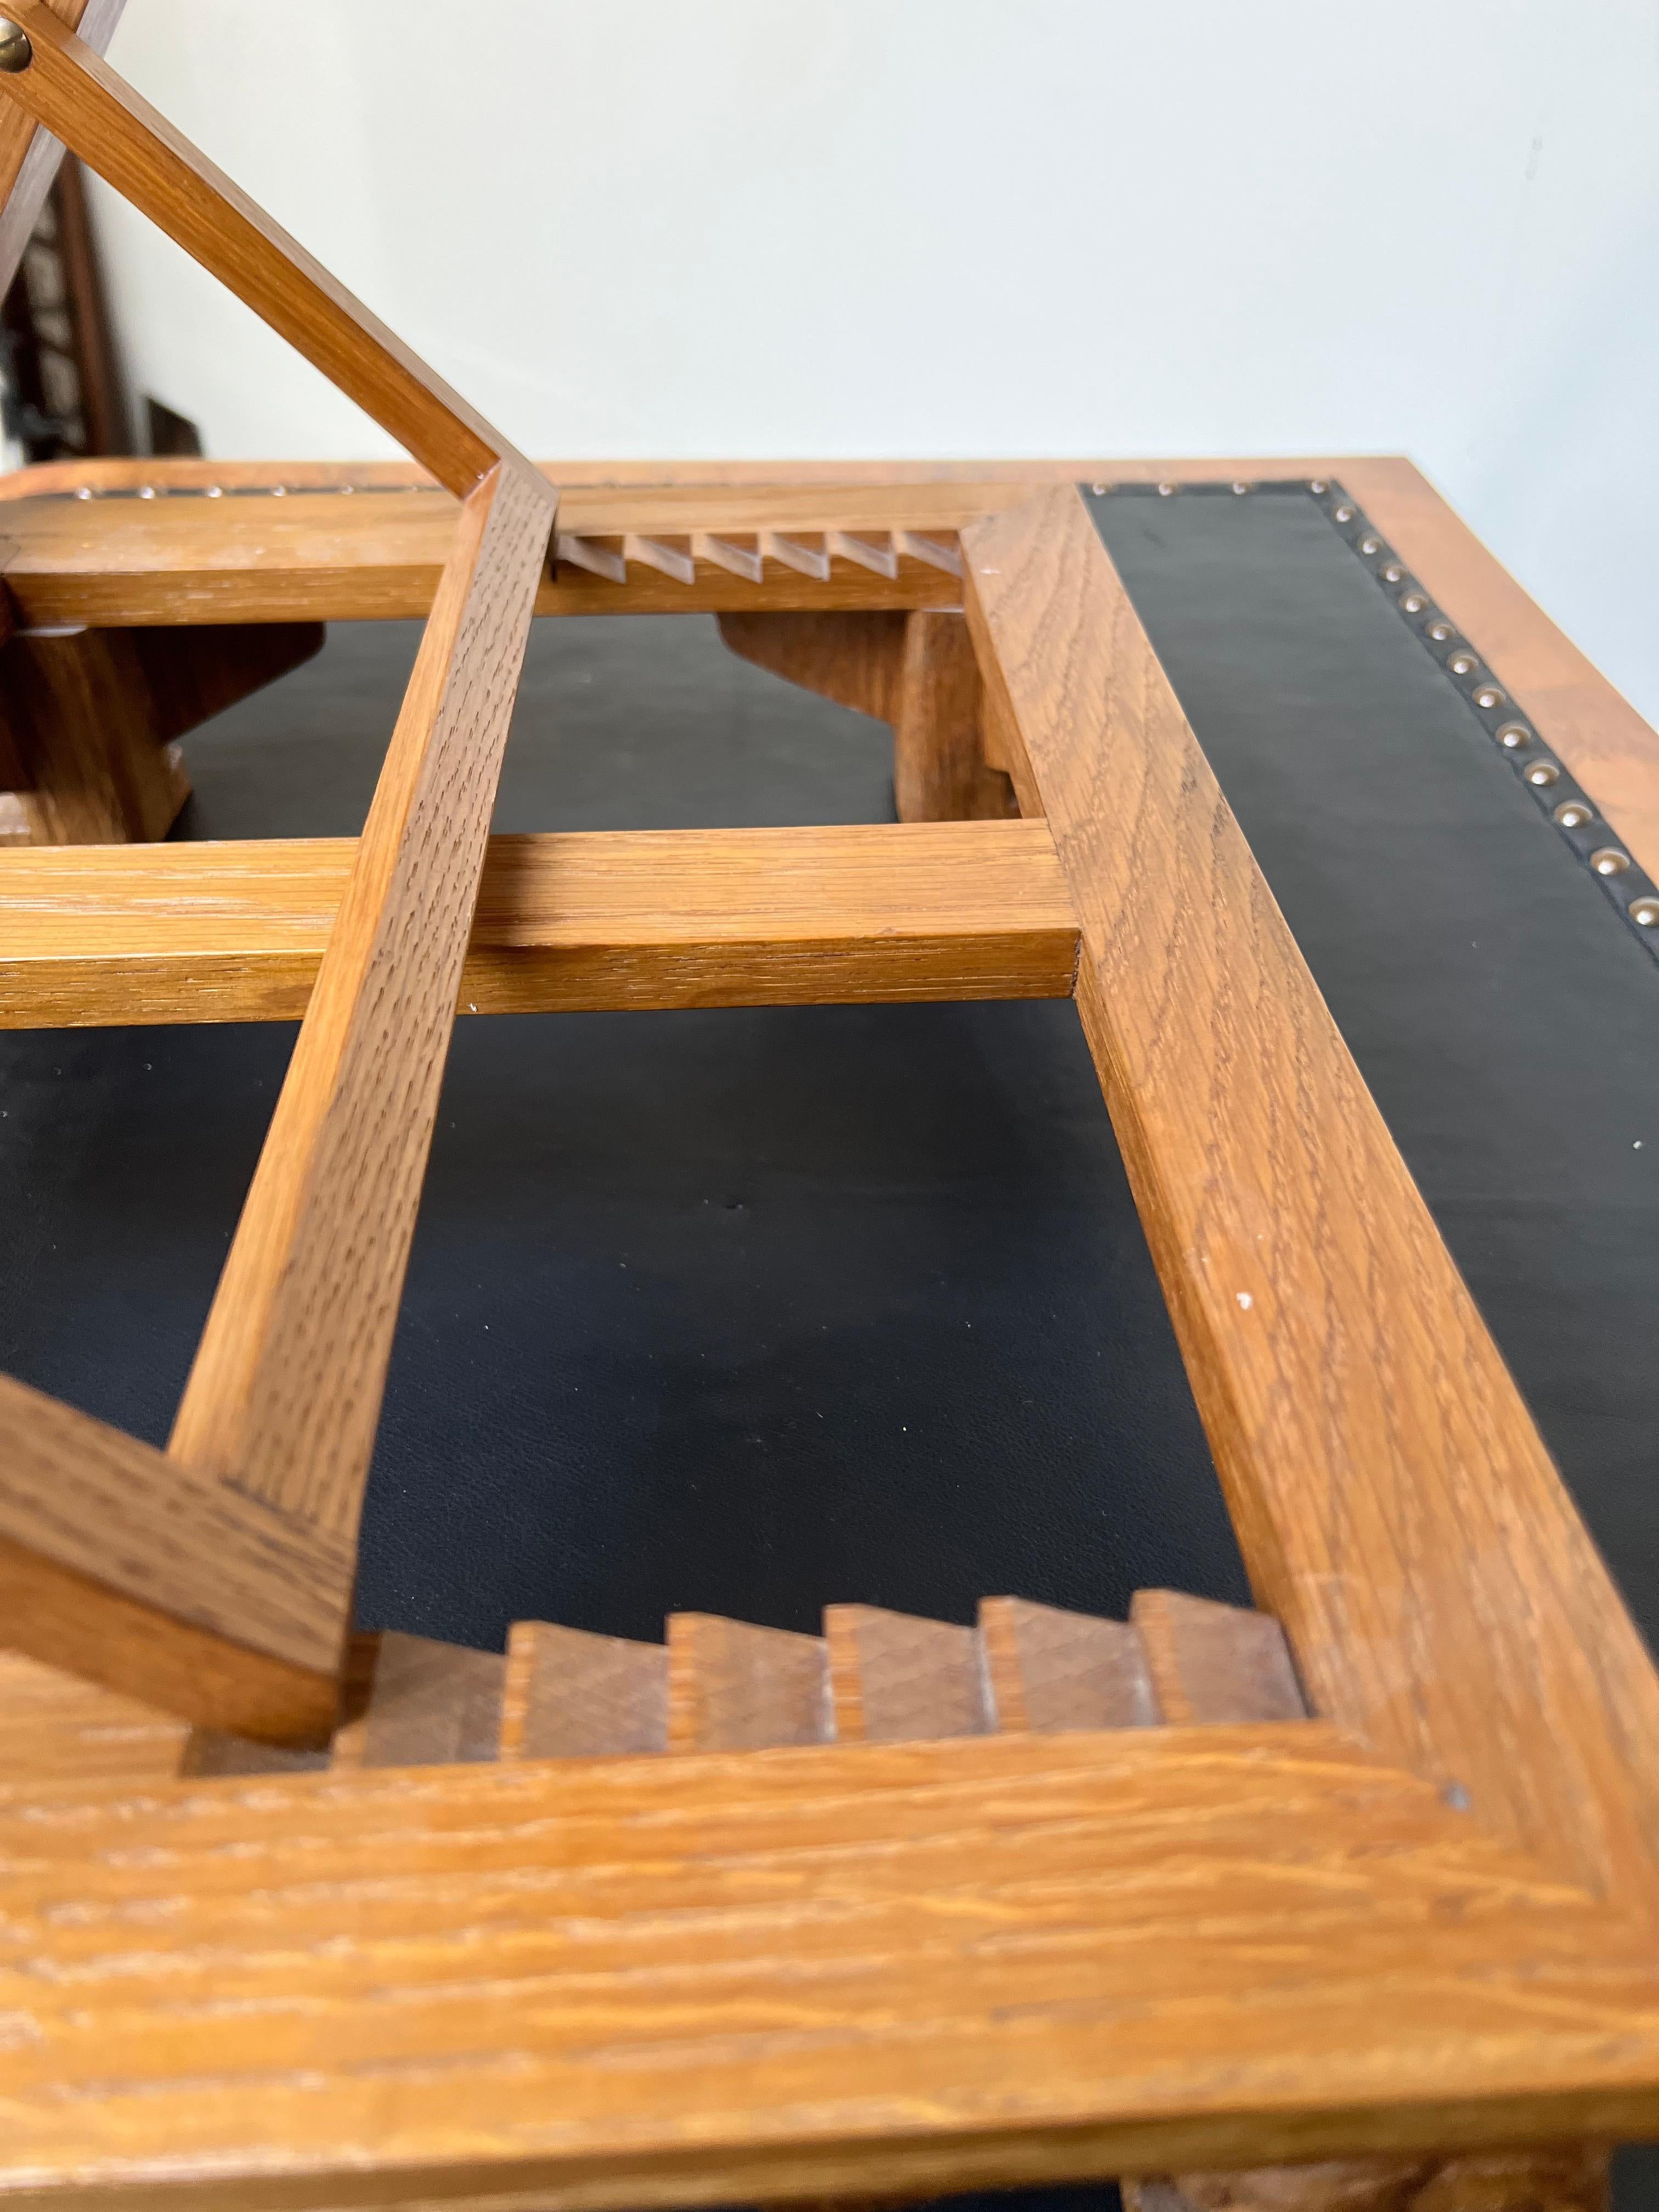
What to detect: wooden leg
<box><xmin>0</xmin><ymin>619</ymin><xmax>323</xmax><ymax>844</ymax></box>
<box><xmin>892</xmin><ymin>607</ymin><xmax>1017</xmax><ymax>823</ymax></box>
<box><xmin>717</xmin><ymin>607</ymin><xmax>1017</xmax><ymax>822</ymax></box>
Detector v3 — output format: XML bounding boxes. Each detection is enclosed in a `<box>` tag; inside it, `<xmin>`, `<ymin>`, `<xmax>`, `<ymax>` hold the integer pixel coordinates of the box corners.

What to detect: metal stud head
<box><xmin>1401</xmin><ymin>592</ymin><xmax>1425</xmax><ymax>613</ymax></box>
<box><xmin>1156</xmin><ymin>482</ymin><xmax>1176</xmax><ymax>498</ymax></box>
<box><xmin>1333</xmin><ymin>504</ymin><xmax>1355</xmax><ymax>522</ymax></box>
<box><xmin>1309</xmin><ymin>478</ymin><xmax>1328</xmax><ymax>494</ymax></box>
<box><xmin>1448</xmin><ymin>651</ymin><xmax>1478</xmax><ymax>675</ymax></box>
<box><xmin>1231</xmin><ymin>480</ymin><xmax>1250</xmax><ymax>495</ymax></box>
<box><xmin>1381</xmin><ymin>562</ymin><xmax>1404</xmax><ymax>584</ymax></box>
<box><xmin>1091</xmin><ymin>483</ymin><xmax>1109</xmax><ymax>496</ymax></box>
<box><xmin>1359</xmin><ymin>535</ymin><xmax>1381</xmax><ymax>556</ymax></box>
<box><xmin>1427</xmin><ymin>620</ymin><xmax>1453</xmax><ymax>643</ymax></box>
<box><xmin>74</xmin><ymin>486</ymin><xmax>93</xmax><ymax>501</ymax></box>
<box><xmin>1555</xmin><ymin>799</ymin><xmax>1594</xmax><ymax>829</ymax></box>
<box><xmin>1523</xmin><ymin>760</ymin><xmax>1559</xmax><ymax>787</ymax></box>
<box><xmin>0</xmin><ymin>19</ymin><xmax>32</xmax><ymax>70</ymax></box>
<box><xmin>1494</xmin><ymin>721</ymin><xmax>1530</xmax><ymax>750</ymax></box>
<box><xmin>1473</xmin><ymin>684</ymin><xmax>1505</xmax><ymax>710</ymax></box>
<box><xmin>1592</xmin><ymin>847</ymin><xmax>1631</xmax><ymax>877</ymax></box>
<box><xmin>137</xmin><ymin>485</ymin><xmax>156</xmax><ymax>499</ymax></box>
<box><xmin>1631</xmin><ymin>896</ymin><xmax>1659</xmax><ymax>929</ymax></box>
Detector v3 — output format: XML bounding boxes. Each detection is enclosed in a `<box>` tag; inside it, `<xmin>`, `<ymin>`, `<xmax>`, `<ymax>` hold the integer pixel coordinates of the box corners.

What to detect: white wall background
<box><xmin>89</xmin><ymin>1</ymin><xmax>1659</xmax><ymax>723</ymax></box>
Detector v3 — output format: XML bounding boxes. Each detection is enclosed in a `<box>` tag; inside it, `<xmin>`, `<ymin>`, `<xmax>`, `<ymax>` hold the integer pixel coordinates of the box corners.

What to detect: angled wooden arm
<box><xmin>0</xmin><ymin>0</ymin><xmax>538</xmax><ymax>495</ymax></box>
<box><xmin>0</xmin><ymin>0</ymin><xmax>124</xmax><ymax>296</ymax></box>
<box><xmin>168</xmin><ymin>462</ymin><xmax>555</xmax><ymax>1535</ymax></box>
<box><xmin>0</xmin><ymin>1371</ymin><xmax>349</xmax><ymax>1739</ymax></box>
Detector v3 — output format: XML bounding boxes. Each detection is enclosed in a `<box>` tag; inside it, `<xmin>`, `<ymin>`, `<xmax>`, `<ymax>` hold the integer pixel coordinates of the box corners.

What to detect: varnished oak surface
<box><xmin>963</xmin><ymin>488</ymin><xmax>1659</xmax><ymax>1905</ymax></box>
<box><xmin>168</xmin><ymin>464</ymin><xmax>553</xmax><ymax>1540</ymax></box>
<box><xmin>0</xmin><ymin>1372</ymin><xmax>349</xmax><ymax>1739</ymax></box>
<box><xmin>7</xmin><ymin>456</ymin><xmax>1647</xmax><ymax>891</ymax></box>
<box><xmin>0</xmin><ymin>1727</ymin><xmax>1653</xmax><ymax>2208</ymax></box>
<box><xmin>0</xmin><ymin>820</ymin><xmax>1077</xmax><ymax>1025</ymax></box>
<box><xmin>0</xmin><ymin>4</ymin><xmax>538</xmax><ymax>498</ymax></box>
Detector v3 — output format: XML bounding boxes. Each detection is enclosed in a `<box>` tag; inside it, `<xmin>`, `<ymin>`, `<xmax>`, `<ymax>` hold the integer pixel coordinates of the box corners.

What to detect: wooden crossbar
<box><xmin>169</xmin><ymin>463</ymin><xmax>554</xmax><ymax>1538</ymax></box>
<box><xmin>0</xmin><ymin>21</ymin><xmax>555</xmax><ymax>1722</ymax></box>
<box><xmin>0</xmin><ymin>819</ymin><xmax>1077</xmax><ymax>1025</ymax></box>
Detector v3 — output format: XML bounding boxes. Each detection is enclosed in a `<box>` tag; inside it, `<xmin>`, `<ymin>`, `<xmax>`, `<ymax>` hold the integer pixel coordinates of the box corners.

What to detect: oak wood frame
<box><xmin>2</xmin><ymin>16</ymin><xmax>1659</xmax><ymax>2211</ymax></box>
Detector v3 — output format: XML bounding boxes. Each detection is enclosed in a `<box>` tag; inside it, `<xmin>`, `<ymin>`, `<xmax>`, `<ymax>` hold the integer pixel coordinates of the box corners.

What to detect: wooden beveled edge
<box><xmin>0</xmin><ymin>0</ymin><xmax>124</xmax><ymax>298</ymax></box>
<box><xmin>0</xmin><ymin>820</ymin><xmax>1078</xmax><ymax>1027</ymax></box>
<box><xmin>0</xmin><ymin>4</ymin><xmax>544</xmax><ymax>501</ymax></box>
<box><xmin>963</xmin><ymin>486</ymin><xmax>1659</xmax><ymax>1908</ymax></box>
<box><xmin>0</xmin><ymin>1726</ymin><xmax>1654</xmax><ymax>2205</ymax></box>
<box><xmin>0</xmin><ymin>1370</ymin><xmax>348</xmax><ymax>1740</ymax></box>
<box><xmin>166</xmin><ymin>462</ymin><xmax>555</xmax><ymax>1543</ymax></box>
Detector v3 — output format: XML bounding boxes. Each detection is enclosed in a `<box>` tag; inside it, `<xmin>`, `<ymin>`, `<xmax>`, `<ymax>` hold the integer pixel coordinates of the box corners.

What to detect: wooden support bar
<box><xmin>0</xmin><ymin>1370</ymin><xmax>351</xmax><ymax>1741</ymax></box>
<box><xmin>167</xmin><ymin>462</ymin><xmax>554</xmax><ymax>1541</ymax></box>
<box><xmin>824</xmin><ymin>1605</ymin><xmax>991</xmax><ymax>1743</ymax></box>
<box><xmin>0</xmin><ymin>819</ymin><xmax>1078</xmax><ymax>1027</ymax></box>
<box><xmin>963</xmin><ymin>485</ymin><xmax>1659</xmax><ymax>1903</ymax></box>
<box><xmin>0</xmin><ymin>618</ymin><xmax>321</xmax><ymax>845</ymax></box>
<box><xmin>0</xmin><ymin>3</ymin><xmax>539</xmax><ymax>496</ymax></box>
<box><xmin>893</xmin><ymin>608</ymin><xmax>1017</xmax><ymax>823</ymax></box>
<box><xmin>498</xmin><ymin>1621</ymin><xmax>669</xmax><ymax>1760</ymax></box>
<box><xmin>2</xmin><ymin>1724</ymin><xmax>1652</xmax><ymax>2205</ymax></box>
<box><xmin>666</xmin><ymin>1613</ymin><xmax>832</xmax><ymax>1751</ymax></box>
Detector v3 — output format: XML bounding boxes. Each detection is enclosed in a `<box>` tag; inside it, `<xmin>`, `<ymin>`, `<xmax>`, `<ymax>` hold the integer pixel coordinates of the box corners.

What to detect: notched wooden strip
<box><xmin>825</xmin><ymin>1604</ymin><xmax>991</xmax><ymax>1743</ymax></box>
<box><xmin>1132</xmin><ymin>1589</ymin><xmax>1307</xmax><ymax>1725</ymax></box>
<box><xmin>667</xmin><ymin>1612</ymin><xmax>832</xmax><ymax>1752</ymax></box>
<box><xmin>499</xmin><ymin>1621</ymin><xmax>669</xmax><ymax>1760</ymax></box>
<box><xmin>980</xmin><ymin>1595</ymin><xmax>1158</xmax><ymax>1731</ymax></box>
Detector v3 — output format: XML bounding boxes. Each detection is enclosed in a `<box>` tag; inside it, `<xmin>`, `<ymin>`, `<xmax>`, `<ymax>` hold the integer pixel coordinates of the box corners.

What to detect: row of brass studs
<box><xmin>1090</xmin><ymin>478</ymin><xmax>1659</xmax><ymax>959</ymax></box>
<box><xmin>1311</xmin><ymin>481</ymin><xmax>1659</xmax><ymax>954</ymax></box>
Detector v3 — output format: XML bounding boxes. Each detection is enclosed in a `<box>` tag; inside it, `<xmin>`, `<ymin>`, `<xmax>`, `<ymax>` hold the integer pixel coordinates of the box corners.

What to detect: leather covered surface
<box><xmin>1088</xmin><ymin>483</ymin><xmax>1659</xmax><ymax>1637</ymax></box>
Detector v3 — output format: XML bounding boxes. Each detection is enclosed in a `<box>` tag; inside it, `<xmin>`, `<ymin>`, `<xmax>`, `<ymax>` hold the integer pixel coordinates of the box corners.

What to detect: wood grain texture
<box><xmin>498</xmin><ymin>1621</ymin><xmax>669</xmax><ymax>1760</ymax></box>
<box><xmin>0</xmin><ymin>3</ymin><xmax>537</xmax><ymax>497</ymax></box>
<box><xmin>1133</xmin><ymin>1590</ymin><xmax>1308</xmax><ymax>1727</ymax></box>
<box><xmin>963</xmin><ymin>486</ymin><xmax>1659</xmax><ymax>1904</ymax></box>
<box><xmin>0</xmin><ymin>1644</ymin><xmax>188</xmax><ymax>1798</ymax></box>
<box><xmin>329</xmin><ymin>1632</ymin><xmax>504</xmax><ymax>1769</ymax></box>
<box><xmin>667</xmin><ymin>1612</ymin><xmax>833</xmax><ymax>1751</ymax></box>
<box><xmin>893</xmin><ymin>610</ymin><xmax>1017</xmax><ymax>823</ymax></box>
<box><xmin>8</xmin><ymin>458</ymin><xmax>1645</xmax><ymax>904</ymax></box>
<box><xmin>0</xmin><ymin>1369</ymin><xmax>350</xmax><ymax>1739</ymax></box>
<box><xmin>167</xmin><ymin>463</ymin><xmax>553</xmax><ymax>1538</ymax></box>
<box><xmin>0</xmin><ymin>622</ymin><xmax>190</xmax><ymax>840</ymax></box>
<box><xmin>0</xmin><ymin>1727</ymin><xmax>1655</xmax><ymax>2208</ymax></box>
<box><xmin>0</xmin><ymin>819</ymin><xmax>1078</xmax><ymax>1026</ymax></box>
<box><xmin>1125</xmin><ymin>2152</ymin><xmax>1608</xmax><ymax>2211</ymax></box>
<box><xmin>1124</xmin><ymin>1598</ymin><xmax>1602</xmax><ymax>2211</ymax></box>
<box><xmin>0</xmin><ymin>484</ymin><xmax>968</xmax><ymax>627</ymax></box>
<box><xmin>979</xmin><ymin>1595</ymin><xmax>1157</xmax><ymax>1731</ymax></box>
<box><xmin>0</xmin><ymin>0</ymin><xmax>121</xmax><ymax>298</ymax></box>
<box><xmin>0</xmin><ymin>619</ymin><xmax>319</xmax><ymax>845</ymax></box>
<box><xmin>718</xmin><ymin>609</ymin><xmax>909</xmax><ymax>721</ymax></box>
<box><xmin>825</xmin><ymin>1605</ymin><xmax>991</xmax><ymax>1743</ymax></box>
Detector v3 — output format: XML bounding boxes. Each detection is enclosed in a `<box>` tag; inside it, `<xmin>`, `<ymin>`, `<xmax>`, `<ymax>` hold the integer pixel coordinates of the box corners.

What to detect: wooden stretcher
<box><xmin>0</xmin><ymin>7</ymin><xmax>1656</xmax><ymax>2211</ymax></box>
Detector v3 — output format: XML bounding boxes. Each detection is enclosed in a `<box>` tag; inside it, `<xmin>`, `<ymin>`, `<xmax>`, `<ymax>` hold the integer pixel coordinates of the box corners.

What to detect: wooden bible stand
<box><xmin>0</xmin><ymin>9</ymin><xmax>1656</xmax><ymax>2211</ymax></box>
